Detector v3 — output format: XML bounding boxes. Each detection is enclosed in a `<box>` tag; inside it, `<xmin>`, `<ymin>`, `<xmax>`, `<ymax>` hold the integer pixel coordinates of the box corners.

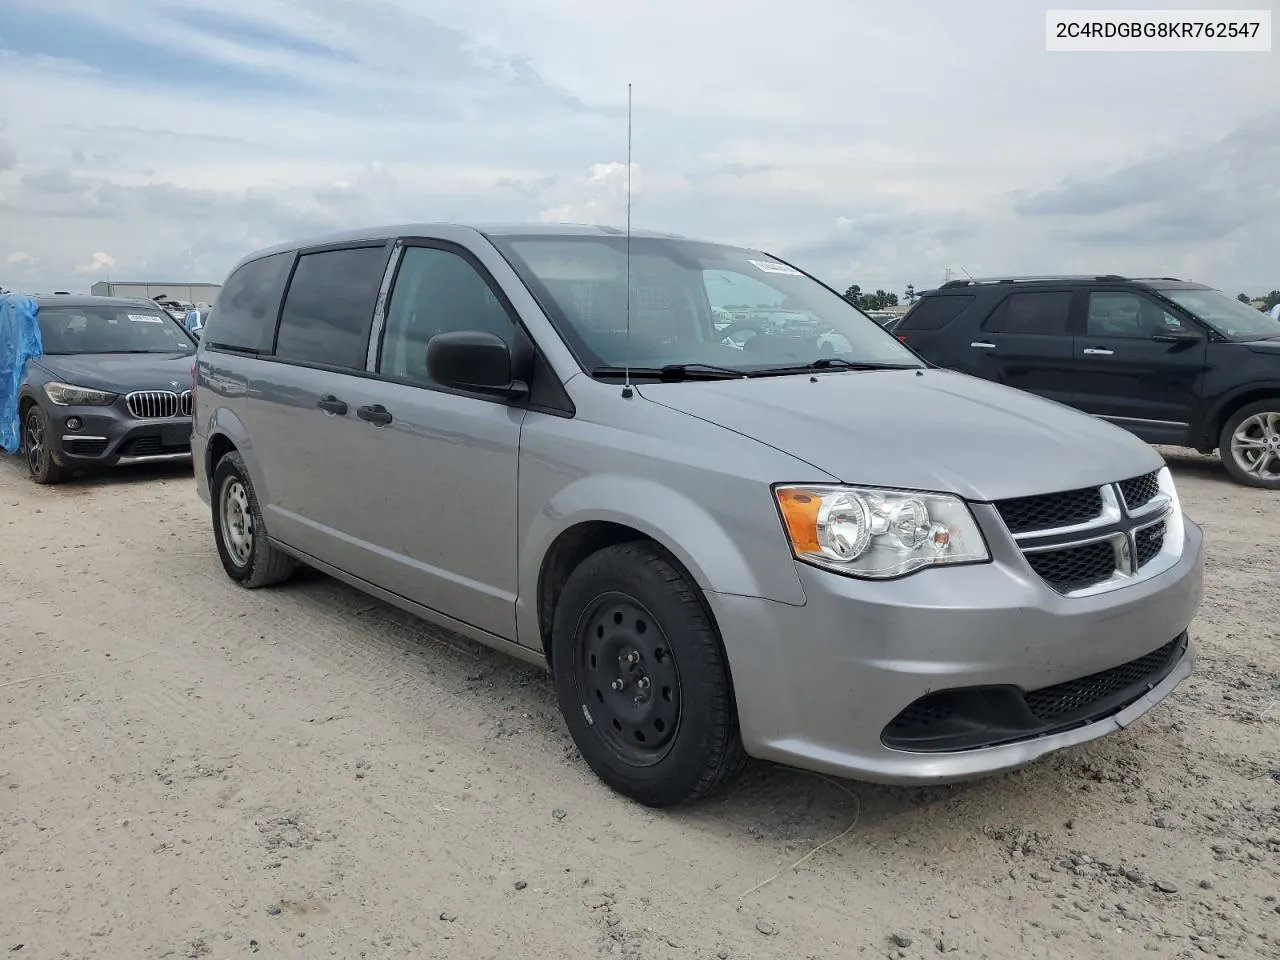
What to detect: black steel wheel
<box><xmin>575</xmin><ymin>594</ymin><xmax>682</xmax><ymax>766</ymax></box>
<box><xmin>551</xmin><ymin>541</ymin><xmax>746</xmax><ymax>807</ymax></box>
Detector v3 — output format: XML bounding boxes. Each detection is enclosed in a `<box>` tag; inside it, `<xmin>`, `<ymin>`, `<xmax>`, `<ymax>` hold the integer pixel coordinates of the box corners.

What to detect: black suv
<box><xmin>894</xmin><ymin>276</ymin><xmax>1280</xmax><ymax>488</ymax></box>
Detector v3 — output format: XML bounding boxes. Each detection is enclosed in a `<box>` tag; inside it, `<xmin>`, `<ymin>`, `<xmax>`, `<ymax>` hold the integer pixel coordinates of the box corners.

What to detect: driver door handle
<box><xmin>970</xmin><ymin>341</ymin><xmax>996</xmax><ymax>349</ymax></box>
<box><xmin>356</xmin><ymin>403</ymin><xmax>393</xmax><ymax>426</ymax></box>
<box><xmin>1082</xmin><ymin>348</ymin><xmax>1114</xmax><ymax>356</ymax></box>
<box><xmin>317</xmin><ymin>395</ymin><xmax>348</xmax><ymax>415</ymax></box>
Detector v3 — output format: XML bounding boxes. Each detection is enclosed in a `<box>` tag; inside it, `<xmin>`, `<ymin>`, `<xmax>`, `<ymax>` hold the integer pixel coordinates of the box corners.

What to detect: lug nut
<box><xmin>626</xmin><ymin>651</ymin><xmax>640</xmax><ymax>664</ymax></box>
<box><xmin>636</xmin><ymin>677</ymin><xmax>651</xmax><ymax>690</ymax></box>
<box><xmin>610</xmin><ymin>680</ymin><xmax>624</xmax><ymax>691</ymax></box>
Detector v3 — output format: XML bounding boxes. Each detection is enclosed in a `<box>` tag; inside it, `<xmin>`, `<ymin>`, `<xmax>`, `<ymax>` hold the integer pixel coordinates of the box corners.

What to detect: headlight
<box><xmin>774</xmin><ymin>484</ymin><xmax>989</xmax><ymax>579</ymax></box>
<box><xmin>43</xmin><ymin>382</ymin><xmax>117</xmax><ymax>406</ymax></box>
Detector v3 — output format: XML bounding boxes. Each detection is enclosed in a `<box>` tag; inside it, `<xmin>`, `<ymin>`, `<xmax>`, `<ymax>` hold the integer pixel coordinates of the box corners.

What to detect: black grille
<box><xmin>1134</xmin><ymin>521</ymin><xmax>1166</xmax><ymax>567</ymax></box>
<box><xmin>1023</xmin><ymin>636</ymin><xmax>1183</xmax><ymax>724</ymax></box>
<box><xmin>882</xmin><ymin>634</ymin><xmax>1188</xmax><ymax>752</ymax></box>
<box><xmin>65</xmin><ymin>438</ymin><xmax>108</xmax><ymax>456</ymax></box>
<box><xmin>121</xmin><ymin>436</ymin><xmax>190</xmax><ymax>457</ymax></box>
<box><xmin>995</xmin><ymin>486</ymin><xmax>1103</xmax><ymax>534</ymax></box>
<box><xmin>1119</xmin><ymin>472</ymin><xmax>1160</xmax><ymax>510</ymax></box>
<box><xmin>1025</xmin><ymin>540</ymin><xmax>1116</xmax><ymax>592</ymax></box>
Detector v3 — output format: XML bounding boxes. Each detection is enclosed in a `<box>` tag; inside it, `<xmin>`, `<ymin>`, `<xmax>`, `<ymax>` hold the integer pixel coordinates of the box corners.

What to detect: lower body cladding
<box><xmin>706</xmin><ymin>516</ymin><xmax>1204</xmax><ymax>786</ymax></box>
<box><xmin>51</xmin><ymin>408</ymin><xmax>193</xmax><ymax>468</ymax></box>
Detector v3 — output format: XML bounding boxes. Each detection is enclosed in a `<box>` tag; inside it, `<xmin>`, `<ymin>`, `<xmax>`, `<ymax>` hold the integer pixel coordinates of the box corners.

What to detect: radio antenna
<box><xmin>621</xmin><ymin>82</ymin><xmax>634</xmax><ymax>399</ymax></box>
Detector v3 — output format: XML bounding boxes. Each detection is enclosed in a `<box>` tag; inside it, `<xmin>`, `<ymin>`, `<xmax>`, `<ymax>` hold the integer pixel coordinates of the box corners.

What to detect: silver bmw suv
<box><xmin>191</xmin><ymin>223</ymin><xmax>1204</xmax><ymax>807</ymax></box>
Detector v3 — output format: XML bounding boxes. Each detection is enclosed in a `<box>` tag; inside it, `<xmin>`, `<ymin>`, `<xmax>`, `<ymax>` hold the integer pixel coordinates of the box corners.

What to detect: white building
<box><xmin>89</xmin><ymin>281</ymin><xmax>221</xmax><ymax>306</ymax></box>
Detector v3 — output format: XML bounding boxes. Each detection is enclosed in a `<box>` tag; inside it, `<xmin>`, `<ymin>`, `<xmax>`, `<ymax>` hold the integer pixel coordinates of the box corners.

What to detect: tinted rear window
<box><xmin>203</xmin><ymin>252</ymin><xmax>293</xmax><ymax>353</ymax></box>
<box><xmin>897</xmin><ymin>295</ymin><xmax>975</xmax><ymax>331</ymax></box>
<box><xmin>274</xmin><ymin>246</ymin><xmax>386</xmax><ymax>369</ymax></box>
<box><xmin>982</xmin><ymin>291</ymin><xmax>1073</xmax><ymax>335</ymax></box>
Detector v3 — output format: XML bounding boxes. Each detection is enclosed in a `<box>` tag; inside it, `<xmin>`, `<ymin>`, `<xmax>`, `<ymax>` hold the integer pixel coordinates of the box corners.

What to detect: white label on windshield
<box><xmin>128</xmin><ymin>314</ymin><xmax>165</xmax><ymax>323</ymax></box>
<box><xmin>749</xmin><ymin>259</ymin><xmax>802</xmax><ymax>276</ymax></box>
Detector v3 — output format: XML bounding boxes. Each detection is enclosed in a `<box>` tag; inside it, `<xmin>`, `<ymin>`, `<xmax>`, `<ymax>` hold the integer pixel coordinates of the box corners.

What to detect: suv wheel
<box><xmin>211</xmin><ymin>451</ymin><xmax>297</xmax><ymax>587</ymax></box>
<box><xmin>550</xmin><ymin>542</ymin><xmax>746</xmax><ymax>807</ymax></box>
<box><xmin>23</xmin><ymin>405</ymin><xmax>65</xmax><ymax>485</ymax></box>
<box><xmin>1219</xmin><ymin>400</ymin><xmax>1280</xmax><ymax>489</ymax></box>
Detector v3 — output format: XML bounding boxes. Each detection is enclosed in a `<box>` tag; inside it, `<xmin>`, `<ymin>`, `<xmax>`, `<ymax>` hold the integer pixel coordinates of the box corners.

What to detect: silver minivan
<box><xmin>192</xmin><ymin>223</ymin><xmax>1204</xmax><ymax>807</ymax></box>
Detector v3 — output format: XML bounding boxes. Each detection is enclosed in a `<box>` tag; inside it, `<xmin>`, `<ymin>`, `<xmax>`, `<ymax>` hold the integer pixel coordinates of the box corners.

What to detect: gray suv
<box><xmin>192</xmin><ymin>224</ymin><xmax>1204</xmax><ymax>807</ymax></box>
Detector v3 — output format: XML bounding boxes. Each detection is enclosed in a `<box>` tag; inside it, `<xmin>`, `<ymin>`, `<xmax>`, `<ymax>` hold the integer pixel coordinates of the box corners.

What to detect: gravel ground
<box><xmin>1</xmin><ymin>447</ymin><xmax>1277</xmax><ymax>960</ymax></box>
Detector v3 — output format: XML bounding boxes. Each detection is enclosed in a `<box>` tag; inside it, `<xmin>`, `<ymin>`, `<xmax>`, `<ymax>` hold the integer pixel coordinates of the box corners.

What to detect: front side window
<box><xmin>1159</xmin><ymin>287</ymin><xmax>1280</xmax><ymax>342</ymax></box>
<box><xmin>38</xmin><ymin>305</ymin><xmax>196</xmax><ymax>355</ymax></box>
<box><xmin>275</xmin><ymin>246</ymin><xmax>386</xmax><ymax>369</ymax></box>
<box><xmin>1087</xmin><ymin>292</ymin><xmax>1192</xmax><ymax>338</ymax></box>
<box><xmin>378</xmin><ymin>246</ymin><xmax>516</xmax><ymax>386</ymax></box>
<box><xmin>983</xmin><ymin>291</ymin><xmax>1073</xmax><ymax>335</ymax></box>
<box><xmin>487</xmin><ymin>235</ymin><xmax>919</xmax><ymax>375</ymax></box>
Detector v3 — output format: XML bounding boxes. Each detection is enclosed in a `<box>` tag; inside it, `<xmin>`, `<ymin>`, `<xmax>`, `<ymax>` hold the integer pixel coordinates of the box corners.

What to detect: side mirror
<box><xmin>426</xmin><ymin>331</ymin><xmax>528</xmax><ymax>398</ymax></box>
<box><xmin>1151</xmin><ymin>329</ymin><xmax>1201</xmax><ymax>344</ymax></box>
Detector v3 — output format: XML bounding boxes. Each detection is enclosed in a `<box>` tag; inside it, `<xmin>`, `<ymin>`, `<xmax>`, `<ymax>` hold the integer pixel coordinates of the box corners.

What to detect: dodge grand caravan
<box><xmin>192</xmin><ymin>224</ymin><xmax>1204</xmax><ymax>807</ymax></box>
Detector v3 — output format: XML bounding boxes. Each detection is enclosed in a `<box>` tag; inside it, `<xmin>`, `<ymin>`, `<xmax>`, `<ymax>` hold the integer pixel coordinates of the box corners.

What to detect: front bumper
<box><xmin>47</xmin><ymin>404</ymin><xmax>193</xmax><ymax>468</ymax></box>
<box><xmin>707</xmin><ymin>514</ymin><xmax>1204</xmax><ymax>785</ymax></box>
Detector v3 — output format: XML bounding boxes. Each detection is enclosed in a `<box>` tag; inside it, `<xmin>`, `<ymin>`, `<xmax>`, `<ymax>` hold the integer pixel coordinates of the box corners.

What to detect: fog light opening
<box><xmin>65</xmin><ymin>416</ymin><xmax>83</xmax><ymax>431</ymax></box>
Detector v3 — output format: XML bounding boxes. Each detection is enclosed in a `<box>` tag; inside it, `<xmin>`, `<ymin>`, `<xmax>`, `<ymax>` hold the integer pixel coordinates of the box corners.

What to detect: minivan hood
<box><xmin>32</xmin><ymin>353</ymin><xmax>194</xmax><ymax>393</ymax></box>
<box><xmin>637</xmin><ymin>368</ymin><xmax>1163</xmax><ymax>502</ymax></box>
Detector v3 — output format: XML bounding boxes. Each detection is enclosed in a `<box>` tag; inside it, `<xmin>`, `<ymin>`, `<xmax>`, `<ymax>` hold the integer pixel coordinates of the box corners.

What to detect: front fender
<box><xmin>1195</xmin><ymin>379</ymin><xmax>1280</xmax><ymax>448</ymax></box>
<box><xmin>516</xmin><ymin>471</ymin><xmax>809</xmax><ymax>649</ymax></box>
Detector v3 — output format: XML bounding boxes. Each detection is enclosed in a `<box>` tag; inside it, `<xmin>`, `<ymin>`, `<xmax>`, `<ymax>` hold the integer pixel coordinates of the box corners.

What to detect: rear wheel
<box><xmin>211</xmin><ymin>451</ymin><xmax>297</xmax><ymax>587</ymax></box>
<box><xmin>1219</xmin><ymin>400</ymin><xmax>1280</xmax><ymax>489</ymax></box>
<box><xmin>23</xmin><ymin>405</ymin><xmax>65</xmax><ymax>485</ymax></box>
<box><xmin>550</xmin><ymin>542</ymin><xmax>745</xmax><ymax>807</ymax></box>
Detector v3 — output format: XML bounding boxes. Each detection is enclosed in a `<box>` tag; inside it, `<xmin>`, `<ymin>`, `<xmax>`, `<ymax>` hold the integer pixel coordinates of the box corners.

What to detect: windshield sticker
<box><xmin>128</xmin><ymin>314</ymin><xmax>165</xmax><ymax>323</ymax></box>
<box><xmin>748</xmin><ymin>259</ymin><xmax>803</xmax><ymax>276</ymax></box>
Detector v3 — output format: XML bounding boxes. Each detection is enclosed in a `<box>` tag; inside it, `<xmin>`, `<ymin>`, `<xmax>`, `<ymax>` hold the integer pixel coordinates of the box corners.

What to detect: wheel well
<box><xmin>1202</xmin><ymin>391</ymin><xmax>1280</xmax><ymax>451</ymax></box>
<box><xmin>18</xmin><ymin>394</ymin><xmax>34</xmax><ymax>418</ymax></box>
<box><xmin>206</xmin><ymin>433</ymin><xmax>237</xmax><ymax>481</ymax></box>
<box><xmin>536</xmin><ymin>521</ymin><xmax>658</xmax><ymax>667</ymax></box>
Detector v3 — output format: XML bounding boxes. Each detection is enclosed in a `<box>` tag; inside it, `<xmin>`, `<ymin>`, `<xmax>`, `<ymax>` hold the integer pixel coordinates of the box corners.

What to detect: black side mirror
<box><xmin>1151</xmin><ymin>329</ymin><xmax>1202</xmax><ymax>344</ymax></box>
<box><xmin>426</xmin><ymin>331</ymin><xmax>528</xmax><ymax>398</ymax></box>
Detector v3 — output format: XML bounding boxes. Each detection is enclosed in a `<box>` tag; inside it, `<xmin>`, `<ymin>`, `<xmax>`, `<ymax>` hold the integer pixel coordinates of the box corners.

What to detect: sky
<box><xmin>0</xmin><ymin>0</ymin><xmax>1277</xmax><ymax>299</ymax></box>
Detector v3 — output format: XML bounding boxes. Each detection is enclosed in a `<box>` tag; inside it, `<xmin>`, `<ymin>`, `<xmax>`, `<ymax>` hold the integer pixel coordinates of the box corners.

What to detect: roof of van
<box><xmin>236</xmin><ymin>222</ymin><xmax>698</xmax><ymax>266</ymax></box>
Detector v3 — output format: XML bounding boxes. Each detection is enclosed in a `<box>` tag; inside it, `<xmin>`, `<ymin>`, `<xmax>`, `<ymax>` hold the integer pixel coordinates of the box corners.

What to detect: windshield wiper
<box><xmin>751</xmin><ymin>359</ymin><xmax>921</xmax><ymax>375</ymax></box>
<box><xmin>592</xmin><ymin>363</ymin><xmax>749</xmax><ymax>382</ymax></box>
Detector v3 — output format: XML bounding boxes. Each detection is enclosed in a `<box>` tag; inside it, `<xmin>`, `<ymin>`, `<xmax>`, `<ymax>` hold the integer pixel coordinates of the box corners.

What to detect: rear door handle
<box><xmin>1082</xmin><ymin>348</ymin><xmax>1114</xmax><ymax>356</ymax></box>
<box><xmin>356</xmin><ymin>403</ymin><xmax>393</xmax><ymax>426</ymax></box>
<box><xmin>317</xmin><ymin>395</ymin><xmax>348</xmax><ymax>415</ymax></box>
<box><xmin>970</xmin><ymin>341</ymin><xmax>996</xmax><ymax>349</ymax></box>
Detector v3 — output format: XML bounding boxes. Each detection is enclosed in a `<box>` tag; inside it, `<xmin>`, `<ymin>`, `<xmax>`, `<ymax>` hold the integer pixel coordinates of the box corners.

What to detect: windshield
<box><xmin>38</xmin><ymin>305</ymin><xmax>197</xmax><ymax>355</ymax></box>
<box><xmin>1160</xmin><ymin>288</ymin><xmax>1280</xmax><ymax>341</ymax></box>
<box><xmin>488</xmin><ymin>235</ymin><xmax>922</xmax><ymax>375</ymax></box>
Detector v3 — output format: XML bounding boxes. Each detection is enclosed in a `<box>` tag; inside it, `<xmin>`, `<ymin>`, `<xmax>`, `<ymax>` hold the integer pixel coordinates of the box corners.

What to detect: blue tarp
<box><xmin>0</xmin><ymin>293</ymin><xmax>43</xmax><ymax>453</ymax></box>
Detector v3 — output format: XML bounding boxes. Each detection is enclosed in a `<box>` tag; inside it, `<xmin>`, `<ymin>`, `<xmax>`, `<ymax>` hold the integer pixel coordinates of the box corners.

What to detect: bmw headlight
<box><xmin>43</xmin><ymin>382</ymin><xmax>117</xmax><ymax>406</ymax></box>
<box><xmin>774</xmin><ymin>485</ymin><xmax>989</xmax><ymax>579</ymax></box>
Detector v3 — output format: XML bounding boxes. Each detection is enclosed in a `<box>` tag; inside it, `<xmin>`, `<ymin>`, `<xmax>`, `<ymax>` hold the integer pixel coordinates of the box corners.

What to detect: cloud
<box><xmin>75</xmin><ymin>251</ymin><xmax>116</xmax><ymax>274</ymax></box>
<box><xmin>0</xmin><ymin>0</ymin><xmax>1277</xmax><ymax>295</ymax></box>
<box><xmin>6</xmin><ymin>251</ymin><xmax>38</xmax><ymax>268</ymax></box>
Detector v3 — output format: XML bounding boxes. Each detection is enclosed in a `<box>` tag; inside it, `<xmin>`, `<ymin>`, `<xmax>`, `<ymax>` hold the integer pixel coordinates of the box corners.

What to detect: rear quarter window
<box><xmin>897</xmin><ymin>295</ymin><xmax>976</xmax><ymax>332</ymax></box>
<box><xmin>203</xmin><ymin>252</ymin><xmax>293</xmax><ymax>353</ymax></box>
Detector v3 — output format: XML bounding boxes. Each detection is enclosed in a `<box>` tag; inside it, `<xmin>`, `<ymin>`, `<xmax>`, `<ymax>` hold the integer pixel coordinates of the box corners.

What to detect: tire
<box><xmin>211</xmin><ymin>451</ymin><xmax>297</xmax><ymax>587</ymax></box>
<box><xmin>1218</xmin><ymin>400</ymin><xmax>1280</xmax><ymax>489</ymax></box>
<box><xmin>550</xmin><ymin>541</ymin><xmax>746</xmax><ymax>807</ymax></box>
<box><xmin>23</xmin><ymin>404</ymin><xmax>66</xmax><ymax>485</ymax></box>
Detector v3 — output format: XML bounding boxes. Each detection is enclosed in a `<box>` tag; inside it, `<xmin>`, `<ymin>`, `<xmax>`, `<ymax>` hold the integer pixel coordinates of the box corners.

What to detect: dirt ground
<box><xmin>1</xmin><ymin>448</ymin><xmax>1277</xmax><ymax>960</ymax></box>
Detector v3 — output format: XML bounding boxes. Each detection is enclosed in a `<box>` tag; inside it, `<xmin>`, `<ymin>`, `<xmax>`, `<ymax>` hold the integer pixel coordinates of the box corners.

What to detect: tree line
<box><xmin>1236</xmin><ymin>291</ymin><xmax>1280</xmax><ymax>310</ymax></box>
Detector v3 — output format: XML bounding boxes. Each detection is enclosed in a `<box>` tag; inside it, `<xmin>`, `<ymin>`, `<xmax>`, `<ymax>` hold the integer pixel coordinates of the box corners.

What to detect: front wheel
<box><xmin>550</xmin><ymin>542</ymin><xmax>745</xmax><ymax>807</ymax></box>
<box><xmin>23</xmin><ymin>405</ymin><xmax>66</xmax><ymax>485</ymax></box>
<box><xmin>1219</xmin><ymin>401</ymin><xmax>1280</xmax><ymax>489</ymax></box>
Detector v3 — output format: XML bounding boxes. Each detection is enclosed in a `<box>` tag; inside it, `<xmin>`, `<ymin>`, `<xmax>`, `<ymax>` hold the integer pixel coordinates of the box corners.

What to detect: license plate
<box><xmin>161</xmin><ymin>423</ymin><xmax>192</xmax><ymax>447</ymax></box>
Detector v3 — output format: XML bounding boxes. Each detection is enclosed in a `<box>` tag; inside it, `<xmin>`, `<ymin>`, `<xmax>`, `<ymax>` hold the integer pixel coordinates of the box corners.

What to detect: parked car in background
<box><xmin>191</xmin><ymin>224</ymin><xmax>1202</xmax><ymax>807</ymax></box>
<box><xmin>895</xmin><ymin>276</ymin><xmax>1280</xmax><ymax>488</ymax></box>
<box><xmin>16</xmin><ymin>296</ymin><xmax>197</xmax><ymax>483</ymax></box>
